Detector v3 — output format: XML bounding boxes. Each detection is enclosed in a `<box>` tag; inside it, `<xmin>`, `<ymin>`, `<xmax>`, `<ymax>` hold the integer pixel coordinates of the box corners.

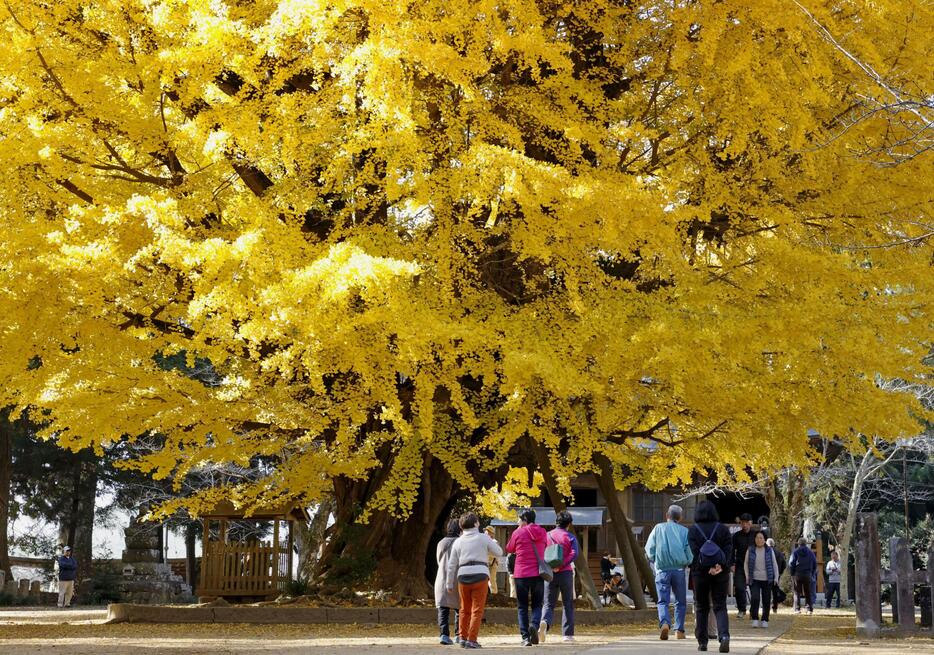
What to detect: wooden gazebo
<box><xmin>198</xmin><ymin>500</ymin><xmax>310</xmax><ymax>600</ymax></box>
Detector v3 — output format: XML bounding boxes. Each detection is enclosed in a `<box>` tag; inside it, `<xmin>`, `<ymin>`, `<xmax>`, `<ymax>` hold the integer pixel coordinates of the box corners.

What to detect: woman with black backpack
<box><xmin>689</xmin><ymin>501</ymin><xmax>734</xmax><ymax>653</ymax></box>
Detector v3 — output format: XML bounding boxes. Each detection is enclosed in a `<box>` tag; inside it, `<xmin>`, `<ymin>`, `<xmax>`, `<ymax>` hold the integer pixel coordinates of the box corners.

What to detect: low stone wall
<box><xmin>2</xmin><ymin>575</ymin><xmax>57</xmax><ymax>606</ymax></box>
<box><xmin>107</xmin><ymin>603</ymin><xmax>657</xmax><ymax>626</ymax></box>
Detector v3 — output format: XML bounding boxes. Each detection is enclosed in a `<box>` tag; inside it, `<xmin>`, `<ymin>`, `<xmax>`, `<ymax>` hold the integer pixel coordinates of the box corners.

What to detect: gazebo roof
<box><xmin>490</xmin><ymin>506</ymin><xmax>606</xmax><ymax>527</ymax></box>
<box><xmin>201</xmin><ymin>499</ymin><xmax>310</xmax><ymax>521</ymax></box>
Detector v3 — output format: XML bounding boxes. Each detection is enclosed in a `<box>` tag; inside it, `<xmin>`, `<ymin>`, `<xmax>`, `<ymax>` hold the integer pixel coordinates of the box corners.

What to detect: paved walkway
<box><xmin>588</xmin><ymin>631</ymin><xmax>778</xmax><ymax>654</ymax></box>
<box><xmin>0</xmin><ymin>608</ymin><xmax>107</xmax><ymax>624</ymax></box>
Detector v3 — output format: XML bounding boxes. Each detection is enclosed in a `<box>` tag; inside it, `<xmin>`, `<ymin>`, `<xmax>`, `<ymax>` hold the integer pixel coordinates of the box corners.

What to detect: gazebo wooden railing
<box><xmin>197</xmin><ymin>500</ymin><xmax>309</xmax><ymax>600</ymax></box>
<box><xmin>200</xmin><ymin>541</ymin><xmax>290</xmax><ymax>597</ymax></box>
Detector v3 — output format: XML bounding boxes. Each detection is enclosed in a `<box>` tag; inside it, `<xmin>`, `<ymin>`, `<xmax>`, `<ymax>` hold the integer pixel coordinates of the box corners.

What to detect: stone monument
<box><xmin>118</xmin><ymin>509</ymin><xmax>193</xmax><ymax>604</ymax></box>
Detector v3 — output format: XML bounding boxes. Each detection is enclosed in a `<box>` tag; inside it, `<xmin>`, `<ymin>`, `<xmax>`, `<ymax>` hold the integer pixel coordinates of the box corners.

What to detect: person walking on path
<box><xmin>540</xmin><ymin>511</ymin><xmax>578</xmax><ymax>644</ymax></box>
<box><xmin>55</xmin><ymin>545</ymin><xmax>77</xmax><ymax>608</ymax></box>
<box><xmin>506</xmin><ymin>508</ymin><xmax>548</xmax><ymax>647</ymax></box>
<box><xmin>731</xmin><ymin>513</ymin><xmax>757</xmax><ymax>619</ymax></box>
<box><xmin>689</xmin><ymin>500</ymin><xmax>733</xmax><ymax>653</ymax></box>
<box><xmin>744</xmin><ymin>532</ymin><xmax>779</xmax><ymax>628</ymax></box>
<box><xmin>446</xmin><ymin>513</ymin><xmax>503</xmax><ymax>649</ymax></box>
<box><xmin>645</xmin><ymin>504</ymin><xmax>693</xmax><ymax>641</ymax></box>
<box><xmin>435</xmin><ymin>519</ymin><xmax>462</xmax><ymax>645</ymax></box>
<box><xmin>789</xmin><ymin>538</ymin><xmax>817</xmax><ymax>614</ymax></box>
<box><xmin>766</xmin><ymin>538</ymin><xmax>787</xmax><ymax>613</ymax></box>
<box><xmin>824</xmin><ymin>550</ymin><xmax>842</xmax><ymax>608</ymax></box>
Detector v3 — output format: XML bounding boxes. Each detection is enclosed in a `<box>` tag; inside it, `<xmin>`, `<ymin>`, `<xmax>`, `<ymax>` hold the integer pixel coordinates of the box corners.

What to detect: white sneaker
<box><xmin>563</xmin><ymin>636</ymin><xmax>574</xmax><ymax>642</ymax></box>
<box><xmin>538</xmin><ymin>621</ymin><xmax>547</xmax><ymax>644</ymax></box>
<box><xmin>751</xmin><ymin>620</ymin><xmax>760</xmax><ymax>628</ymax></box>
<box><xmin>761</xmin><ymin>621</ymin><xmax>768</xmax><ymax>628</ymax></box>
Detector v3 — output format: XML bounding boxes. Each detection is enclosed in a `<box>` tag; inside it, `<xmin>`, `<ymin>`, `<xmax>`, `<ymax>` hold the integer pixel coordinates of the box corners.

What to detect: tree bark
<box><xmin>59</xmin><ymin>457</ymin><xmax>96</xmax><ymax>582</ymax></box>
<box><xmin>0</xmin><ymin>419</ymin><xmax>13</xmax><ymax>583</ymax></box>
<box><xmin>73</xmin><ymin>460</ymin><xmax>97</xmax><ymax>581</ymax></box>
<box><xmin>317</xmin><ymin>454</ymin><xmax>459</xmax><ymax>597</ymax></box>
<box><xmin>839</xmin><ymin>451</ymin><xmax>872</xmax><ymax>605</ymax></box>
<box><xmin>624</xmin><ymin>505</ymin><xmax>658</xmax><ymax>602</ymax></box>
<box><xmin>534</xmin><ymin>442</ymin><xmax>602</xmax><ymax>609</ymax></box>
<box><xmin>297</xmin><ymin>496</ymin><xmax>334</xmax><ymax>582</ymax></box>
<box><xmin>594</xmin><ymin>454</ymin><xmax>647</xmax><ymax>609</ymax></box>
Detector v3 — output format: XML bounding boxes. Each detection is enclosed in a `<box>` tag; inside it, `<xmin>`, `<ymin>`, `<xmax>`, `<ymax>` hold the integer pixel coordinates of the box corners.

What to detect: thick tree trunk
<box><xmin>297</xmin><ymin>496</ymin><xmax>334</xmax><ymax>581</ymax></box>
<box><xmin>839</xmin><ymin>452</ymin><xmax>872</xmax><ymax>605</ymax></box>
<box><xmin>0</xmin><ymin>419</ymin><xmax>13</xmax><ymax>583</ymax></box>
<box><xmin>535</xmin><ymin>442</ymin><xmax>602</xmax><ymax>609</ymax></box>
<box><xmin>595</xmin><ymin>455</ymin><xmax>647</xmax><ymax>609</ymax></box>
<box><xmin>624</xmin><ymin>506</ymin><xmax>657</xmax><ymax>602</ymax></box>
<box><xmin>318</xmin><ymin>454</ymin><xmax>458</xmax><ymax>597</ymax></box>
<box><xmin>59</xmin><ymin>457</ymin><xmax>96</xmax><ymax>582</ymax></box>
<box><xmin>764</xmin><ymin>469</ymin><xmax>805</xmax><ymax>598</ymax></box>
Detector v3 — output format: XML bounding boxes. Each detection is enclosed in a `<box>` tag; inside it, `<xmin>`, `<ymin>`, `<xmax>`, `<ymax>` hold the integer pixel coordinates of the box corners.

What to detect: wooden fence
<box><xmin>855</xmin><ymin>512</ymin><xmax>934</xmax><ymax>636</ymax></box>
<box><xmin>199</xmin><ymin>542</ymin><xmax>289</xmax><ymax>598</ymax></box>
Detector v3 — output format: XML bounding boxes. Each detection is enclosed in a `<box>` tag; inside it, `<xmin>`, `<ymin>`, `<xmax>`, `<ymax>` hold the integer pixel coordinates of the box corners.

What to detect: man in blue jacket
<box><xmin>646</xmin><ymin>504</ymin><xmax>694</xmax><ymax>640</ymax></box>
<box><xmin>788</xmin><ymin>538</ymin><xmax>816</xmax><ymax>614</ymax></box>
<box><xmin>56</xmin><ymin>546</ymin><xmax>77</xmax><ymax>608</ymax></box>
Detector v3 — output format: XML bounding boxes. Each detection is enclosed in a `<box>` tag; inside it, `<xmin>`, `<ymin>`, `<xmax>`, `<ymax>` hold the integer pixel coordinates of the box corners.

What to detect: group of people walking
<box><xmin>435</xmin><ymin>503</ymin><xmax>835</xmax><ymax>651</ymax></box>
<box><xmin>436</xmin><ymin>509</ymin><xmax>578</xmax><ymax>648</ymax></box>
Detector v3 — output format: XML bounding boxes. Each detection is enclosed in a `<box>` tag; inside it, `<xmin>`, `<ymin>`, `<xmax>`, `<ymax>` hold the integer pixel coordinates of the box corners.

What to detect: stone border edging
<box><xmin>106</xmin><ymin>604</ymin><xmax>657</xmax><ymax>626</ymax></box>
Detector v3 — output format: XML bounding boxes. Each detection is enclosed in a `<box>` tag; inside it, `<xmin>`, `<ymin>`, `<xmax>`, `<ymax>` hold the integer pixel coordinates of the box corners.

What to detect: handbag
<box><xmin>534</xmin><ymin>540</ymin><xmax>554</xmax><ymax>582</ymax></box>
<box><xmin>543</xmin><ymin>534</ymin><xmax>564</xmax><ymax>569</ymax></box>
<box><xmin>772</xmin><ymin>584</ymin><xmax>787</xmax><ymax>604</ymax></box>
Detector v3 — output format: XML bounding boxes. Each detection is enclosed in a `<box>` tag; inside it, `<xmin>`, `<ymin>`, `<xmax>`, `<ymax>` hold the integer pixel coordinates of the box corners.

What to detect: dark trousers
<box><xmin>515</xmin><ymin>576</ymin><xmax>544</xmax><ymax>640</ymax></box>
<box><xmin>693</xmin><ymin>570</ymin><xmax>730</xmax><ymax>646</ymax></box>
<box><xmin>732</xmin><ymin>567</ymin><xmax>747</xmax><ymax>612</ymax></box>
<box><xmin>543</xmin><ymin>570</ymin><xmax>575</xmax><ymax>636</ymax></box>
<box><xmin>794</xmin><ymin>575</ymin><xmax>813</xmax><ymax>611</ymax></box>
<box><xmin>438</xmin><ymin>606</ymin><xmax>459</xmax><ymax>638</ymax></box>
<box><xmin>749</xmin><ymin>580</ymin><xmax>772</xmax><ymax>621</ymax></box>
<box><xmin>825</xmin><ymin>582</ymin><xmax>841</xmax><ymax>608</ymax></box>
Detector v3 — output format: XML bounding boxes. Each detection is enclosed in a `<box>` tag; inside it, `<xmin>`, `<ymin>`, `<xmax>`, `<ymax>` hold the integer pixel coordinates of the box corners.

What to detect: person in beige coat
<box><xmin>435</xmin><ymin>519</ymin><xmax>461</xmax><ymax>644</ymax></box>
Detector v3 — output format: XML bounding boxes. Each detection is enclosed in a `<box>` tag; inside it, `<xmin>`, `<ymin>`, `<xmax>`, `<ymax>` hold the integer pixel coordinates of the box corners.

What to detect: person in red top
<box><xmin>539</xmin><ymin>511</ymin><xmax>578</xmax><ymax>643</ymax></box>
<box><xmin>506</xmin><ymin>508</ymin><xmax>548</xmax><ymax>646</ymax></box>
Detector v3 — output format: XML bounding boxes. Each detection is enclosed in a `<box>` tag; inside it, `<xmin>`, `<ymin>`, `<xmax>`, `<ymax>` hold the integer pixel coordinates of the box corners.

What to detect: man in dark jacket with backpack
<box><xmin>689</xmin><ymin>501</ymin><xmax>734</xmax><ymax>653</ymax></box>
<box><xmin>789</xmin><ymin>538</ymin><xmax>817</xmax><ymax>614</ymax></box>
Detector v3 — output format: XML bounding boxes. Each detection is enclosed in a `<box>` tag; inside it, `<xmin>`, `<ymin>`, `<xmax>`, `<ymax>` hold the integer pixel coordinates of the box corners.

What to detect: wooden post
<box><xmin>273</xmin><ymin>518</ymin><xmax>281</xmax><ymax>591</ymax></box>
<box><xmin>890</xmin><ymin>536</ymin><xmax>915</xmax><ymax>629</ymax></box>
<box><xmin>855</xmin><ymin>513</ymin><xmax>882</xmax><ymax>636</ymax></box>
<box><xmin>926</xmin><ymin>544</ymin><xmax>934</xmax><ymax>629</ymax></box>
<box><xmin>287</xmin><ymin>520</ymin><xmax>295</xmax><ymax>583</ymax></box>
<box><xmin>200</xmin><ymin>519</ymin><xmax>211</xmax><ymax>597</ymax></box>
<box><xmin>815</xmin><ymin>535</ymin><xmax>824</xmax><ymax>595</ymax></box>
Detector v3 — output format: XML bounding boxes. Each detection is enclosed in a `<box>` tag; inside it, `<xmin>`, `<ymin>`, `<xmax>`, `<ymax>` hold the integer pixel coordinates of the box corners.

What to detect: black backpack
<box><xmin>695</xmin><ymin>523</ymin><xmax>727</xmax><ymax>568</ymax></box>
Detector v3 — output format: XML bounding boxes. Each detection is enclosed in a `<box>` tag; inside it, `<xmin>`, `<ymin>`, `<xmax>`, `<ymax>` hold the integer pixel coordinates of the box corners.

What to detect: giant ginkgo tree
<box><xmin>0</xmin><ymin>0</ymin><xmax>930</xmax><ymax>593</ymax></box>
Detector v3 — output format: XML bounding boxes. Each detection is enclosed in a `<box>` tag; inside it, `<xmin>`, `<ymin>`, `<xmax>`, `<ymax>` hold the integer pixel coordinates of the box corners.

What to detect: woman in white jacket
<box><xmin>446</xmin><ymin>513</ymin><xmax>504</xmax><ymax>649</ymax></box>
<box><xmin>435</xmin><ymin>519</ymin><xmax>461</xmax><ymax>645</ymax></box>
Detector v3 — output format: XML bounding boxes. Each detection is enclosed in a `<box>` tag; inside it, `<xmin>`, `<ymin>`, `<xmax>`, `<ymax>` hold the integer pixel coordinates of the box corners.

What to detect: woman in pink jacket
<box><xmin>540</xmin><ymin>511</ymin><xmax>578</xmax><ymax>643</ymax></box>
<box><xmin>506</xmin><ymin>508</ymin><xmax>548</xmax><ymax>646</ymax></box>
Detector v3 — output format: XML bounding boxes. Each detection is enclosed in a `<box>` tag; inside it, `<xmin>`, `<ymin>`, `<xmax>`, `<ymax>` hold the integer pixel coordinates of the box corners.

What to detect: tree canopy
<box><xmin>0</xmin><ymin>0</ymin><xmax>931</xmax><ymax>522</ymax></box>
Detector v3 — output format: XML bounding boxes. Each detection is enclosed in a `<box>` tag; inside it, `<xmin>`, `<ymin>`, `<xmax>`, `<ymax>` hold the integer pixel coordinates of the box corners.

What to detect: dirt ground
<box><xmin>0</xmin><ymin>607</ymin><xmax>931</xmax><ymax>654</ymax></box>
<box><xmin>761</xmin><ymin>613</ymin><xmax>934</xmax><ymax>655</ymax></box>
<box><xmin>0</xmin><ymin>621</ymin><xmax>643</xmax><ymax>654</ymax></box>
